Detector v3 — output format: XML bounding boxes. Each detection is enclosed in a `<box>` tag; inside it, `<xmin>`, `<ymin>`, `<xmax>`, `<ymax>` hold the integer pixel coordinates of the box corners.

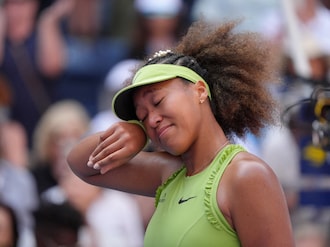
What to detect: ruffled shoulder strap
<box><xmin>154</xmin><ymin>167</ymin><xmax>185</xmax><ymax>207</ymax></box>
<box><xmin>204</xmin><ymin>144</ymin><xmax>246</xmax><ymax>231</ymax></box>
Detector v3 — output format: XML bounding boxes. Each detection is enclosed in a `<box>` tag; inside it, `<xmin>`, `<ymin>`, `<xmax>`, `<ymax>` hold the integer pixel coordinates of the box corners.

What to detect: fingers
<box><xmin>99</xmin><ymin>148</ymin><xmax>132</xmax><ymax>175</ymax></box>
<box><xmin>86</xmin><ymin>121</ymin><xmax>147</xmax><ymax>174</ymax></box>
<box><xmin>90</xmin><ymin>126</ymin><xmax>116</xmax><ymax>157</ymax></box>
<box><xmin>88</xmin><ymin>132</ymin><xmax>122</xmax><ymax>168</ymax></box>
<box><xmin>88</xmin><ymin>142</ymin><xmax>134</xmax><ymax>174</ymax></box>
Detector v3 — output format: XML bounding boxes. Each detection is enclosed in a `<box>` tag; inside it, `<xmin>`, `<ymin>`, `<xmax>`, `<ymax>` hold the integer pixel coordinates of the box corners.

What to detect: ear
<box><xmin>195</xmin><ymin>80</ymin><xmax>209</xmax><ymax>103</ymax></box>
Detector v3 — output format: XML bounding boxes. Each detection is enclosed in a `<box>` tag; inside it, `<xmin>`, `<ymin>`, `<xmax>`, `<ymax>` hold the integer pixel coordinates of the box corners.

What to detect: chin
<box><xmin>163</xmin><ymin>144</ymin><xmax>186</xmax><ymax>156</ymax></box>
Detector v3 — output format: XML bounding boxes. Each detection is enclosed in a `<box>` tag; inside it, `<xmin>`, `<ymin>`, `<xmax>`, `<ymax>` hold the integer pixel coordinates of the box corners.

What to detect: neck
<box><xmin>186</xmin><ymin>140</ymin><xmax>229</xmax><ymax>176</ymax></box>
<box><xmin>182</xmin><ymin>122</ymin><xmax>229</xmax><ymax>176</ymax></box>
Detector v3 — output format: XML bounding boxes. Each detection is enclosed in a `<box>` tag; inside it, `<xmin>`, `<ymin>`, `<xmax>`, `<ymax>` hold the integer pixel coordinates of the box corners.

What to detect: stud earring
<box><xmin>200</xmin><ymin>99</ymin><xmax>204</xmax><ymax>104</ymax></box>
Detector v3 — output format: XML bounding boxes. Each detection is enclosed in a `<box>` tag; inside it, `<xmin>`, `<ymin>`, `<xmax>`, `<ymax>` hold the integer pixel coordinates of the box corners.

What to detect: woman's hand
<box><xmin>87</xmin><ymin>121</ymin><xmax>147</xmax><ymax>174</ymax></box>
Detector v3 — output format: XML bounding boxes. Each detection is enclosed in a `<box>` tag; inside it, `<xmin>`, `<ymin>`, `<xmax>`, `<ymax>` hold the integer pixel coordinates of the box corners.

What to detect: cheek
<box><xmin>173</xmin><ymin>103</ymin><xmax>202</xmax><ymax>146</ymax></box>
<box><xmin>154</xmin><ymin>120</ymin><xmax>197</xmax><ymax>155</ymax></box>
<box><xmin>175</xmin><ymin>100</ymin><xmax>201</xmax><ymax>131</ymax></box>
<box><xmin>144</xmin><ymin>92</ymin><xmax>200</xmax><ymax>151</ymax></box>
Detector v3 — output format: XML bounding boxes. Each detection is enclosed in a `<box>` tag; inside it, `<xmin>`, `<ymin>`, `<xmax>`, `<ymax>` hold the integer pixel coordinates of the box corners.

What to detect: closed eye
<box><xmin>137</xmin><ymin>96</ymin><xmax>164</xmax><ymax>122</ymax></box>
<box><xmin>154</xmin><ymin>98</ymin><xmax>163</xmax><ymax>107</ymax></box>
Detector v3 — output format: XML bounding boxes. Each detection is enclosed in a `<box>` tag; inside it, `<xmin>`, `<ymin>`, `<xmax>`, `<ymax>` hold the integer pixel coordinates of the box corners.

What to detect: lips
<box><xmin>157</xmin><ymin>124</ymin><xmax>173</xmax><ymax>139</ymax></box>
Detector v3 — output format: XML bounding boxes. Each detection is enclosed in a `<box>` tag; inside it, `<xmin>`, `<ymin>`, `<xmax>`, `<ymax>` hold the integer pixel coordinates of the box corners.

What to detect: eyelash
<box><xmin>139</xmin><ymin>98</ymin><xmax>163</xmax><ymax>122</ymax></box>
<box><xmin>154</xmin><ymin>98</ymin><xmax>162</xmax><ymax>106</ymax></box>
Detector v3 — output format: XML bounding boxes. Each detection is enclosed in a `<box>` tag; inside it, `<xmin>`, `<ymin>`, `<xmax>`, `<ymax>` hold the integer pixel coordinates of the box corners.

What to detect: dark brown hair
<box><xmin>133</xmin><ymin>19</ymin><xmax>279</xmax><ymax>139</ymax></box>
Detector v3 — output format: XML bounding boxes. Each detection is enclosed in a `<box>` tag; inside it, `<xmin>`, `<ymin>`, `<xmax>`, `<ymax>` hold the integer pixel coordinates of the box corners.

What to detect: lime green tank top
<box><xmin>144</xmin><ymin>144</ymin><xmax>245</xmax><ymax>247</ymax></box>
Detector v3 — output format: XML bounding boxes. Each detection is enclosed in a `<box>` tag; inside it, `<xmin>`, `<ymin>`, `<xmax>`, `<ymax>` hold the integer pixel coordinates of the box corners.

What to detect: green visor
<box><xmin>112</xmin><ymin>64</ymin><xmax>210</xmax><ymax>121</ymax></box>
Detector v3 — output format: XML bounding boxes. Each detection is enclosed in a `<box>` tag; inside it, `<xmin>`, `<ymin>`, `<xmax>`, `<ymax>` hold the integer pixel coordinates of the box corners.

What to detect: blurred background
<box><xmin>1</xmin><ymin>0</ymin><xmax>330</xmax><ymax>246</ymax></box>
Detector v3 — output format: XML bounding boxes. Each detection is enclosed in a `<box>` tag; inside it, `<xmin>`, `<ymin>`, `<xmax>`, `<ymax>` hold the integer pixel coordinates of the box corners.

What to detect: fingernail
<box><xmin>87</xmin><ymin>160</ymin><xmax>93</xmax><ymax>167</ymax></box>
<box><xmin>93</xmin><ymin>163</ymin><xmax>100</xmax><ymax>170</ymax></box>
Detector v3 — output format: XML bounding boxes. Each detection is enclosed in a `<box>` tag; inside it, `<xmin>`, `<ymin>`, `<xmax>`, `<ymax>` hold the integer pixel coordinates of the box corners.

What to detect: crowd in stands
<box><xmin>1</xmin><ymin>0</ymin><xmax>330</xmax><ymax>246</ymax></box>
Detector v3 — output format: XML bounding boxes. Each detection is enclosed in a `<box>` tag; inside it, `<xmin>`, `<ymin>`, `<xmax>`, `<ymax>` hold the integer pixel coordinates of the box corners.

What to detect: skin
<box><xmin>0</xmin><ymin>207</ymin><xmax>14</xmax><ymax>247</ymax></box>
<box><xmin>0</xmin><ymin>121</ymin><xmax>29</xmax><ymax>168</ymax></box>
<box><xmin>37</xmin><ymin>0</ymin><xmax>75</xmax><ymax>77</ymax></box>
<box><xmin>0</xmin><ymin>0</ymin><xmax>39</xmax><ymax>64</ymax></box>
<box><xmin>67</xmin><ymin>78</ymin><xmax>295</xmax><ymax>246</ymax></box>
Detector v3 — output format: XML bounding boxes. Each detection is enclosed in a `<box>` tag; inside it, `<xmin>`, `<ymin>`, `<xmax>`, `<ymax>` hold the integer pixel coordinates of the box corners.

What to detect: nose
<box><xmin>146</xmin><ymin>110</ymin><xmax>162</xmax><ymax>129</ymax></box>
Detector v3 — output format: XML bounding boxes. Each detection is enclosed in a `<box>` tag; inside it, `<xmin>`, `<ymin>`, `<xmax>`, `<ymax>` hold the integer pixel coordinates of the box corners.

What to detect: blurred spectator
<box><xmin>321</xmin><ymin>0</ymin><xmax>330</xmax><ymax>8</ymax></box>
<box><xmin>190</xmin><ymin>0</ymin><xmax>279</xmax><ymax>32</ymax></box>
<box><xmin>0</xmin><ymin>121</ymin><xmax>38</xmax><ymax>247</ymax></box>
<box><xmin>0</xmin><ymin>0</ymin><xmax>57</xmax><ymax>147</ymax></box>
<box><xmin>37</xmin><ymin>0</ymin><xmax>130</xmax><ymax>117</ymax></box>
<box><xmin>101</xmin><ymin>0</ymin><xmax>137</xmax><ymax>44</ymax></box>
<box><xmin>263</xmin><ymin>0</ymin><xmax>330</xmax><ymax>47</ymax></box>
<box><xmin>31</xmin><ymin>98</ymin><xmax>146</xmax><ymax>246</ymax></box>
<box><xmin>89</xmin><ymin>59</ymin><xmax>142</xmax><ymax>133</ymax></box>
<box><xmin>0</xmin><ymin>202</ymin><xmax>19</xmax><ymax>247</ymax></box>
<box><xmin>261</xmin><ymin>0</ymin><xmax>330</xmax><ymax>75</ymax></box>
<box><xmin>33</xmin><ymin>201</ymin><xmax>84</xmax><ymax>247</ymax></box>
<box><xmin>259</xmin><ymin>0</ymin><xmax>330</xmax><ymax>228</ymax></box>
<box><xmin>281</xmin><ymin>34</ymin><xmax>329</xmax><ymax>86</ymax></box>
<box><xmin>129</xmin><ymin>0</ymin><xmax>188</xmax><ymax>60</ymax></box>
<box><xmin>0</xmin><ymin>71</ymin><xmax>37</xmax><ymax>247</ymax></box>
<box><xmin>0</xmin><ymin>121</ymin><xmax>29</xmax><ymax>169</ymax></box>
<box><xmin>181</xmin><ymin>0</ymin><xmax>197</xmax><ymax>26</ymax></box>
<box><xmin>0</xmin><ymin>73</ymin><xmax>11</xmax><ymax>123</ymax></box>
<box><xmin>29</xmin><ymin>99</ymin><xmax>90</xmax><ymax>199</ymax></box>
<box><xmin>294</xmin><ymin>221</ymin><xmax>328</xmax><ymax>247</ymax></box>
<box><xmin>38</xmin><ymin>0</ymin><xmax>54</xmax><ymax>12</ymax></box>
<box><xmin>0</xmin><ymin>75</ymin><xmax>28</xmax><ymax>169</ymax></box>
<box><xmin>260</xmin><ymin>125</ymin><xmax>301</xmax><ymax>216</ymax></box>
<box><xmin>56</xmin><ymin>168</ymin><xmax>145</xmax><ymax>247</ymax></box>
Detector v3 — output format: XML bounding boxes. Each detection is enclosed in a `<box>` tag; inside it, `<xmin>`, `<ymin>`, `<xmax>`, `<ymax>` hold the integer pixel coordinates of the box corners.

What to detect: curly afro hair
<box><xmin>129</xmin><ymin>19</ymin><xmax>280</xmax><ymax>139</ymax></box>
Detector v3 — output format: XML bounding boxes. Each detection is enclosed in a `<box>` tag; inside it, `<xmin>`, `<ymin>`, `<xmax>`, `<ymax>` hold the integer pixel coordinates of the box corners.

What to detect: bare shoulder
<box><xmin>219</xmin><ymin>151</ymin><xmax>294</xmax><ymax>246</ymax></box>
<box><xmin>227</xmin><ymin>151</ymin><xmax>279</xmax><ymax>185</ymax></box>
<box><xmin>223</xmin><ymin>150</ymin><xmax>285</xmax><ymax>205</ymax></box>
<box><xmin>219</xmin><ymin>150</ymin><xmax>284</xmax><ymax>214</ymax></box>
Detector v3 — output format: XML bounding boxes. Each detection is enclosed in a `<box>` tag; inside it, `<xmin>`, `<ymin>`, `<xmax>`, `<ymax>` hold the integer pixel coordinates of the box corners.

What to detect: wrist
<box><xmin>127</xmin><ymin>119</ymin><xmax>145</xmax><ymax>131</ymax></box>
<box><xmin>127</xmin><ymin>120</ymin><xmax>149</xmax><ymax>149</ymax></box>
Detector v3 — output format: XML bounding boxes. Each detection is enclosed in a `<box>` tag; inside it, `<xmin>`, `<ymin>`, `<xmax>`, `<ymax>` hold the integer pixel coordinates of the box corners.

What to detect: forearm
<box><xmin>37</xmin><ymin>7</ymin><xmax>67</xmax><ymax>77</ymax></box>
<box><xmin>67</xmin><ymin>133</ymin><xmax>156</xmax><ymax>196</ymax></box>
<box><xmin>67</xmin><ymin>132</ymin><xmax>102</xmax><ymax>178</ymax></box>
<box><xmin>68</xmin><ymin>142</ymin><xmax>179</xmax><ymax>196</ymax></box>
<box><xmin>67</xmin><ymin>121</ymin><xmax>147</xmax><ymax>177</ymax></box>
<box><xmin>66</xmin><ymin>121</ymin><xmax>178</xmax><ymax>196</ymax></box>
